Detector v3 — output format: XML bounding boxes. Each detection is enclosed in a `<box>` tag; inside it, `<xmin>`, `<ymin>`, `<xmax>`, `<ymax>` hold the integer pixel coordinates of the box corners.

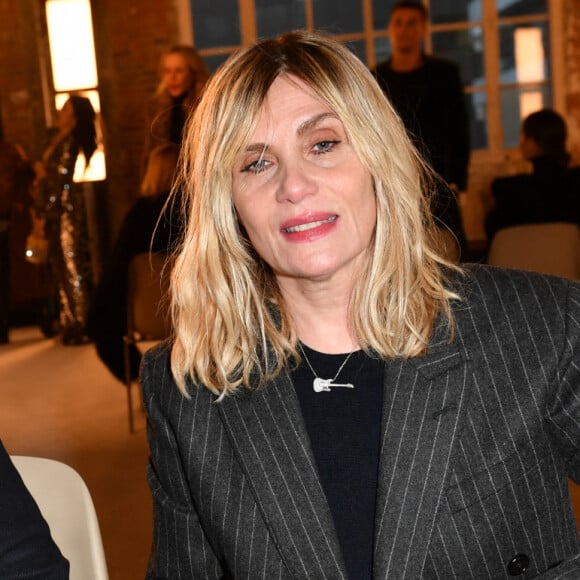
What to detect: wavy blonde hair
<box><xmin>170</xmin><ymin>30</ymin><xmax>461</xmax><ymax>396</ymax></box>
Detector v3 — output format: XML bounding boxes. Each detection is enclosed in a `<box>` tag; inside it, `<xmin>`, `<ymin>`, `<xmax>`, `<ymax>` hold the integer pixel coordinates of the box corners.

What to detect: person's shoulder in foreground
<box><xmin>0</xmin><ymin>440</ymin><xmax>69</xmax><ymax>579</ymax></box>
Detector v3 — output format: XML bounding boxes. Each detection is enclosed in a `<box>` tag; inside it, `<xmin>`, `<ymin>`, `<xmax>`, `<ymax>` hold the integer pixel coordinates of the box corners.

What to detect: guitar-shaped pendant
<box><xmin>313</xmin><ymin>377</ymin><xmax>355</xmax><ymax>392</ymax></box>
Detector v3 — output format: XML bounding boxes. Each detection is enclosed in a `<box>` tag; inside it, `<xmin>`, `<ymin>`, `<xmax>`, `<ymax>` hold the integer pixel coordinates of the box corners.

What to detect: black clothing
<box><xmin>292</xmin><ymin>345</ymin><xmax>384</xmax><ymax>580</ymax></box>
<box><xmin>87</xmin><ymin>191</ymin><xmax>182</xmax><ymax>382</ymax></box>
<box><xmin>169</xmin><ymin>94</ymin><xmax>187</xmax><ymax>145</ymax></box>
<box><xmin>485</xmin><ymin>154</ymin><xmax>580</xmax><ymax>241</ymax></box>
<box><xmin>373</xmin><ymin>55</ymin><xmax>470</xmax><ymax>249</ymax></box>
<box><xmin>0</xmin><ymin>439</ymin><xmax>69</xmax><ymax>579</ymax></box>
<box><xmin>0</xmin><ymin>141</ymin><xmax>33</xmax><ymax>343</ymax></box>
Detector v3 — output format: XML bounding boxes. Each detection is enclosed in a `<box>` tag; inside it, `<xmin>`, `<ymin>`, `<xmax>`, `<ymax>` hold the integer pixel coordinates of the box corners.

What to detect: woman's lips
<box><xmin>280</xmin><ymin>214</ymin><xmax>338</xmax><ymax>241</ymax></box>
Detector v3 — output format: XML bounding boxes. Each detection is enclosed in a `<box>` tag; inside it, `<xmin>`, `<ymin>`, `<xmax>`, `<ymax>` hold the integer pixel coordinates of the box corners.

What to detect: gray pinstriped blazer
<box><xmin>142</xmin><ymin>265</ymin><xmax>580</xmax><ymax>579</ymax></box>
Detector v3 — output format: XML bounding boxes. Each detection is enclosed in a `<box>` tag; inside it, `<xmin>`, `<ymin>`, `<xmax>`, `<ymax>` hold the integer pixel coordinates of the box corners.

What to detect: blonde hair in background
<box><xmin>155</xmin><ymin>44</ymin><xmax>210</xmax><ymax>102</ymax></box>
<box><xmin>171</xmin><ymin>29</ymin><xmax>461</xmax><ymax>397</ymax></box>
<box><xmin>140</xmin><ymin>143</ymin><xmax>180</xmax><ymax>197</ymax></box>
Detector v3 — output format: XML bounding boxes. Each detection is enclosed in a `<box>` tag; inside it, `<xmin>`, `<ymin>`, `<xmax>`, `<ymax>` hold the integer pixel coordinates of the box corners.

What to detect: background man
<box><xmin>373</xmin><ymin>0</ymin><xmax>470</xmax><ymax>257</ymax></box>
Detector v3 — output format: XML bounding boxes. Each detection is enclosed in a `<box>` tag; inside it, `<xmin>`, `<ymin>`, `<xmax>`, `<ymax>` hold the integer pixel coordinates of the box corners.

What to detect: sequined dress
<box><xmin>38</xmin><ymin>135</ymin><xmax>93</xmax><ymax>343</ymax></box>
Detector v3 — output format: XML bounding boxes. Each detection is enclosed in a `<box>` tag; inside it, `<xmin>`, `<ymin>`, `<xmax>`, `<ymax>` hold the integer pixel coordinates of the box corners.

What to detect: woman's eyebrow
<box><xmin>243</xmin><ymin>143</ymin><xmax>269</xmax><ymax>154</ymax></box>
<box><xmin>297</xmin><ymin>112</ymin><xmax>339</xmax><ymax>136</ymax></box>
<box><xmin>243</xmin><ymin>112</ymin><xmax>339</xmax><ymax>152</ymax></box>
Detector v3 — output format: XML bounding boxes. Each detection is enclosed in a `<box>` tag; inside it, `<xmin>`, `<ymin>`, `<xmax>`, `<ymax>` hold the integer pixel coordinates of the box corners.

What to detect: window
<box><xmin>44</xmin><ymin>0</ymin><xmax>106</xmax><ymax>181</ymax></box>
<box><xmin>179</xmin><ymin>0</ymin><xmax>562</xmax><ymax>154</ymax></box>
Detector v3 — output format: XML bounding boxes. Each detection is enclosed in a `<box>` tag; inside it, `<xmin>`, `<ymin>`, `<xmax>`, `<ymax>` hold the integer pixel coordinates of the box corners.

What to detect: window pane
<box><xmin>499</xmin><ymin>22</ymin><xmax>549</xmax><ymax>85</ymax></box>
<box><xmin>467</xmin><ymin>91</ymin><xmax>488</xmax><ymax>149</ymax></box>
<box><xmin>501</xmin><ymin>85</ymin><xmax>551</xmax><ymax>148</ymax></box>
<box><xmin>256</xmin><ymin>0</ymin><xmax>305</xmax><ymax>39</ymax></box>
<box><xmin>191</xmin><ymin>0</ymin><xmax>240</xmax><ymax>48</ymax></box>
<box><xmin>374</xmin><ymin>37</ymin><xmax>391</xmax><ymax>65</ymax></box>
<box><xmin>497</xmin><ymin>0</ymin><xmax>547</xmax><ymax>18</ymax></box>
<box><xmin>312</xmin><ymin>0</ymin><xmax>362</xmax><ymax>33</ymax></box>
<box><xmin>372</xmin><ymin>0</ymin><xmax>397</xmax><ymax>31</ymax></box>
<box><xmin>344</xmin><ymin>39</ymin><xmax>366</xmax><ymax>64</ymax></box>
<box><xmin>432</xmin><ymin>28</ymin><xmax>484</xmax><ymax>89</ymax></box>
<box><xmin>203</xmin><ymin>53</ymin><xmax>233</xmax><ymax>73</ymax></box>
<box><xmin>431</xmin><ymin>0</ymin><xmax>482</xmax><ymax>24</ymax></box>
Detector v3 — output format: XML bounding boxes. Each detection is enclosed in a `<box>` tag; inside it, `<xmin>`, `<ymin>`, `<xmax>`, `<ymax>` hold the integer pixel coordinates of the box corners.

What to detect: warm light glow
<box><xmin>515</xmin><ymin>27</ymin><xmax>545</xmax><ymax>120</ymax></box>
<box><xmin>54</xmin><ymin>90</ymin><xmax>107</xmax><ymax>182</ymax></box>
<box><xmin>520</xmin><ymin>91</ymin><xmax>543</xmax><ymax>120</ymax></box>
<box><xmin>515</xmin><ymin>27</ymin><xmax>544</xmax><ymax>83</ymax></box>
<box><xmin>73</xmin><ymin>148</ymin><xmax>107</xmax><ymax>182</ymax></box>
<box><xmin>55</xmin><ymin>90</ymin><xmax>100</xmax><ymax>112</ymax></box>
<box><xmin>45</xmin><ymin>0</ymin><xmax>98</xmax><ymax>92</ymax></box>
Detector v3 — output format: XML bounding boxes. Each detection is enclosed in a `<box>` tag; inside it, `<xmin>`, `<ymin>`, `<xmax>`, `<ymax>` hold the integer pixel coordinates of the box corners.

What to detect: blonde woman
<box><xmin>144</xmin><ymin>44</ymin><xmax>210</xmax><ymax>163</ymax></box>
<box><xmin>143</xmin><ymin>31</ymin><xmax>580</xmax><ymax>579</ymax></box>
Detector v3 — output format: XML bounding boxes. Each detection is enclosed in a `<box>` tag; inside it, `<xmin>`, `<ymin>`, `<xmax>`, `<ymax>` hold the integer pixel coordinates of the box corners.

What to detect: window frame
<box><xmin>176</xmin><ymin>0</ymin><xmax>566</xmax><ymax>160</ymax></box>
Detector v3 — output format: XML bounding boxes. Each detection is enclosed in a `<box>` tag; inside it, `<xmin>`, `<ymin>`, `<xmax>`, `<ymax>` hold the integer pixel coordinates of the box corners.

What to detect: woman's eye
<box><xmin>312</xmin><ymin>140</ymin><xmax>340</xmax><ymax>154</ymax></box>
<box><xmin>242</xmin><ymin>158</ymin><xmax>270</xmax><ymax>173</ymax></box>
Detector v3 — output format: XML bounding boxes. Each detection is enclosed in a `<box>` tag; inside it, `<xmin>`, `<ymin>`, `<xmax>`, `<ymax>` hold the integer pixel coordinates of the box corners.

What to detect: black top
<box><xmin>373</xmin><ymin>56</ymin><xmax>470</xmax><ymax>248</ymax></box>
<box><xmin>0</xmin><ymin>439</ymin><xmax>69</xmax><ymax>579</ymax></box>
<box><xmin>169</xmin><ymin>93</ymin><xmax>187</xmax><ymax>145</ymax></box>
<box><xmin>86</xmin><ymin>191</ymin><xmax>183</xmax><ymax>381</ymax></box>
<box><xmin>485</xmin><ymin>155</ymin><xmax>580</xmax><ymax>241</ymax></box>
<box><xmin>373</xmin><ymin>55</ymin><xmax>470</xmax><ymax>191</ymax></box>
<box><xmin>291</xmin><ymin>344</ymin><xmax>384</xmax><ymax>580</ymax></box>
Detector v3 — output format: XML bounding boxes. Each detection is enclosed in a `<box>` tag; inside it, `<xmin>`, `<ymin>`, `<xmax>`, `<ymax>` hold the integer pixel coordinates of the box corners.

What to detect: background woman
<box><xmin>143</xmin><ymin>31</ymin><xmax>580</xmax><ymax>579</ymax></box>
<box><xmin>87</xmin><ymin>143</ymin><xmax>182</xmax><ymax>382</ymax></box>
<box><xmin>144</xmin><ymin>45</ymin><xmax>209</xmax><ymax>164</ymax></box>
<box><xmin>33</xmin><ymin>95</ymin><xmax>97</xmax><ymax>345</ymax></box>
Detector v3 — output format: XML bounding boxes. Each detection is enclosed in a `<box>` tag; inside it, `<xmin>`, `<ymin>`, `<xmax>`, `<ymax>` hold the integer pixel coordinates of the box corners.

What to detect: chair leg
<box><xmin>123</xmin><ymin>336</ymin><xmax>135</xmax><ymax>433</ymax></box>
<box><xmin>126</xmin><ymin>381</ymin><xmax>135</xmax><ymax>433</ymax></box>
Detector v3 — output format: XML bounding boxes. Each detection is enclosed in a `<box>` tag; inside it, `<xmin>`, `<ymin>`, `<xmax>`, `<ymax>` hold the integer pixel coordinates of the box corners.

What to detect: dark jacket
<box><xmin>143</xmin><ymin>265</ymin><xmax>580</xmax><ymax>579</ymax></box>
<box><xmin>373</xmin><ymin>55</ymin><xmax>470</xmax><ymax>248</ymax></box>
<box><xmin>485</xmin><ymin>155</ymin><xmax>580</xmax><ymax>241</ymax></box>
<box><xmin>87</xmin><ymin>191</ymin><xmax>182</xmax><ymax>382</ymax></box>
<box><xmin>373</xmin><ymin>55</ymin><xmax>470</xmax><ymax>191</ymax></box>
<box><xmin>0</xmin><ymin>439</ymin><xmax>69</xmax><ymax>579</ymax></box>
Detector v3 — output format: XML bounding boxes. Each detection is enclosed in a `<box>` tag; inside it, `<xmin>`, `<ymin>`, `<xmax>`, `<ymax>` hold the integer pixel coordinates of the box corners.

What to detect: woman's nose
<box><xmin>276</xmin><ymin>162</ymin><xmax>318</xmax><ymax>204</ymax></box>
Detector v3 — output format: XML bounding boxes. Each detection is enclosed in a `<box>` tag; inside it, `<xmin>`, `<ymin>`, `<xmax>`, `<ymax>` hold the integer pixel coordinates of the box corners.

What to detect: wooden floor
<box><xmin>1</xmin><ymin>326</ymin><xmax>580</xmax><ymax>580</ymax></box>
<box><xmin>0</xmin><ymin>326</ymin><xmax>152</xmax><ymax>580</ymax></box>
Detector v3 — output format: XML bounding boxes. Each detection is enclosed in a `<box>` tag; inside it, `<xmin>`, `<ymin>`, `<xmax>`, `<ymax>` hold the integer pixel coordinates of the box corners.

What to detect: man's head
<box><xmin>520</xmin><ymin>109</ymin><xmax>567</xmax><ymax>160</ymax></box>
<box><xmin>388</xmin><ymin>1</ymin><xmax>428</xmax><ymax>56</ymax></box>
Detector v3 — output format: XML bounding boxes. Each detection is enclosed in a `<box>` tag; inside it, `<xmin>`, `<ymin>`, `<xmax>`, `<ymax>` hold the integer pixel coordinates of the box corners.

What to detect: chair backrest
<box><xmin>11</xmin><ymin>456</ymin><xmax>109</xmax><ymax>580</ymax></box>
<box><xmin>127</xmin><ymin>252</ymin><xmax>171</xmax><ymax>340</ymax></box>
<box><xmin>487</xmin><ymin>222</ymin><xmax>580</xmax><ymax>280</ymax></box>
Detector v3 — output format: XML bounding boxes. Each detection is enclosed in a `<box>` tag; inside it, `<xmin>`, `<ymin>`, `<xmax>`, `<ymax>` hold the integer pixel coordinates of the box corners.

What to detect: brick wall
<box><xmin>91</xmin><ymin>0</ymin><xmax>180</xmax><ymax>235</ymax></box>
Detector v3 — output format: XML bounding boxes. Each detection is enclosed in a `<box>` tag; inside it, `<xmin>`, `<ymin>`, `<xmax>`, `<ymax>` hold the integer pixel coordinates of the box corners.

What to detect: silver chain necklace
<box><xmin>298</xmin><ymin>342</ymin><xmax>355</xmax><ymax>393</ymax></box>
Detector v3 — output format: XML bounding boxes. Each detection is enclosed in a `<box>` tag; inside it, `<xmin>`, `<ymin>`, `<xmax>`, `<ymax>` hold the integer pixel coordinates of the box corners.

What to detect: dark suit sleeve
<box><xmin>0</xmin><ymin>441</ymin><xmax>69</xmax><ymax>579</ymax></box>
<box><xmin>142</xmin><ymin>346</ymin><xmax>225</xmax><ymax>580</ymax></box>
<box><xmin>546</xmin><ymin>280</ymin><xmax>580</xmax><ymax>483</ymax></box>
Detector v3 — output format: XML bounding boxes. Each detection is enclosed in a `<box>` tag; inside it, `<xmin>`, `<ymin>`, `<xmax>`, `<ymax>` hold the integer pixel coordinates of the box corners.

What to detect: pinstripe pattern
<box><xmin>143</xmin><ymin>265</ymin><xmax>580</xmax><ymax>579</ymax></box>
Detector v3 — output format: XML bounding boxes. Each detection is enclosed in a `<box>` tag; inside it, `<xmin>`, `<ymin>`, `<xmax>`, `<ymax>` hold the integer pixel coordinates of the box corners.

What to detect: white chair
<box><xmin>487</xmin><ymin>222</ymin><xmax>580</xmax><ymax>280</ymax></box>
<box><xmin>11</xmin><ymin>456</ymin><xmax>109</xmax><ymax>580</ymax></box>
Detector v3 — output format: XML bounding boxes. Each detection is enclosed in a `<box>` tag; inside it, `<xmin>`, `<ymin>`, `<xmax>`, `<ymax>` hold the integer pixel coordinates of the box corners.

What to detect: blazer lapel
<box><xmin>373</xmin><ymin>322</ymin><xmax>471</xmax><ymax>579</ymax></box>
<box><xmin>217</xmin><ymin>372</ymin><xmax>348</xmax><ymax>579</ymax></box>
